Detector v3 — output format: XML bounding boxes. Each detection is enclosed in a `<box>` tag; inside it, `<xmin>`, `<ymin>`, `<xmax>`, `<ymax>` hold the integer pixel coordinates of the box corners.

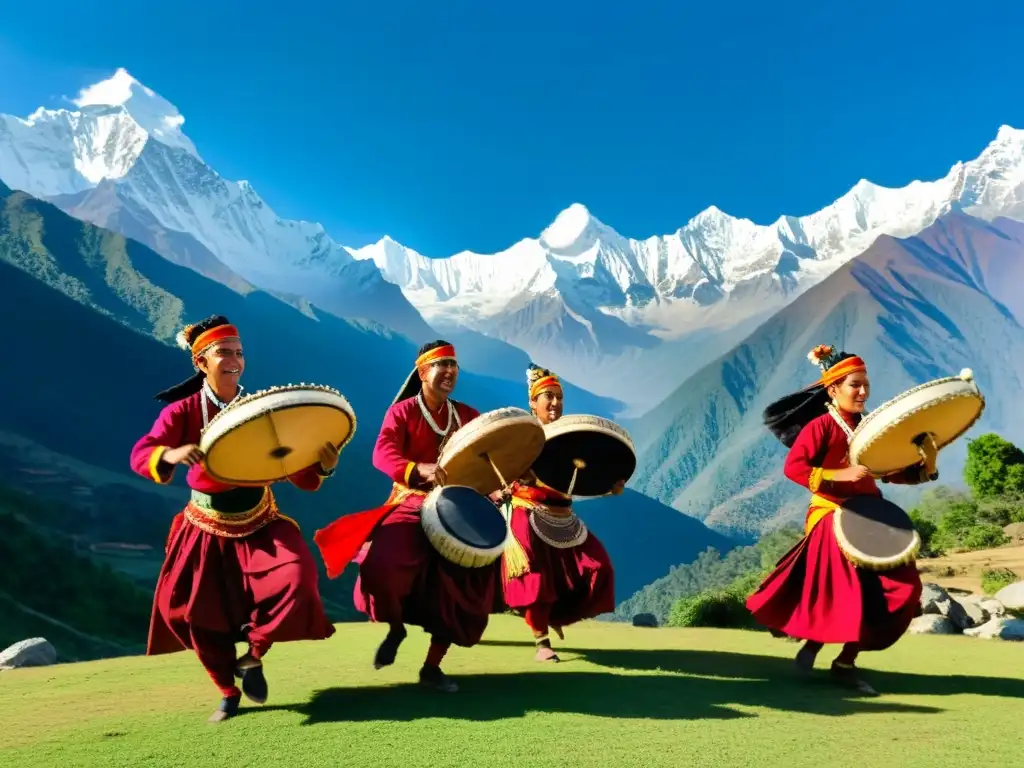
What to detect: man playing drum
<box><xmin>746</xmin><ymin>345</ymin><xmax>934</xmax><ymax>695</ymax></box>
<box><xmin>500</xmin><ymin>365</ymin><xmax>621</xmax><ymax>662</ymax></box>
<box><xmin>129</xmin><ymin>315</ymin><xmax>338</xmax><ymax>722</ymax></box>
<box><xmin>314</xmin><ymin>341</ymin><xmax>496</xmax><ymax>693</ymax></box>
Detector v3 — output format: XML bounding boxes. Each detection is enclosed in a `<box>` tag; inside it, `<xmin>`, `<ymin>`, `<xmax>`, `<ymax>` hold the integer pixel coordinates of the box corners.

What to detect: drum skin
<box><xmin>199</xmin><ymin>384</ymin><xmax>356</xmax><ymax>484</ymax></box>
<box><xmin>532</xmin><ymin>415</ymin><xmax>637</xmax><ymax>497</ymax></box>
<box><xmin>420</xmin><ymin>485</ymin><xmax>510</xmax><ymax>568</ymax></box>
<box><xmin>848</xmin><ymin>370</ymin><xmax>985</xmax><ymax>475</ymax></box>
<box><xmin>439</xmin><ymin>407</ymin><xmax>545</xmax><ymax>495</ymax></box>
<box><xmin>832</xmin><ymin>495</ymin><xmax>921</xmax><ymax>571</ymax></box>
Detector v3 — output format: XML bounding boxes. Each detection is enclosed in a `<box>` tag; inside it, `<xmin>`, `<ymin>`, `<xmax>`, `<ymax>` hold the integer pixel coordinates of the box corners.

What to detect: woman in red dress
<box><xmin>130</xmin><ymin>315</ymin><xmax>338</xmax><ymax>722</ymax></box>
<box><xmin>746</xmin><ymin>345</ymin><xmax>933</xmax><ymax>694</ymax></box>
<box><xmin>500</xmin><ymin>365</ymin><xmax>621</xmax><ymax>662</ymax></box>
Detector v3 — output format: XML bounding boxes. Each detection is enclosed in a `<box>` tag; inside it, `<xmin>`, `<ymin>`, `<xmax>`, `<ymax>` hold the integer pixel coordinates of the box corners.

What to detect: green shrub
<box><xmin>909</xmin><ymin>511</ymin><xmax>943</xmax><ymax>557</ymax></box>
<box><xmin>961</xmin><ymin>523</ymin><xmax>1010</xmax><ymax>551</ymax></box>
<box><xmin>981</xmin><ymin>568</ymin><xmax>1018</xmax><ymax>596</ymax></box>
<box><xmin>668</xmin><ymin>590</ymin><xmax>754</xmax><ymax>629</ymax></box>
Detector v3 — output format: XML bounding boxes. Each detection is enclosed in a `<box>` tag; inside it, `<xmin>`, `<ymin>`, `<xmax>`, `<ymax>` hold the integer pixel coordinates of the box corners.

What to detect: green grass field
<box><xmin>2</xmin><ymin>615</ymin><xmax>1022</xmax><ymax>768</ymax></box>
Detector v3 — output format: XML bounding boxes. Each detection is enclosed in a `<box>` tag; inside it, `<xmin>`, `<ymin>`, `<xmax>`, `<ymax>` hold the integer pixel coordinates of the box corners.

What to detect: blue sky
<box><xmin>2</xmin><ymin>1</ymin><xmax>1023</xmax><ymax>255</ymax></box>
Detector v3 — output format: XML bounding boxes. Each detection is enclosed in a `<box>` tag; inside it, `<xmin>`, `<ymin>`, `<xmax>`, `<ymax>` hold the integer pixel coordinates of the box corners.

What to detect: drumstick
<box><xmin>483</xmin><ymin>453</ymin><xmax>509</xmax><ymax>489</ymax></box>
<box><xmin>567</xmin><ymin>458</ymin><xmax>586</xmax><ymax>496</ymax></box>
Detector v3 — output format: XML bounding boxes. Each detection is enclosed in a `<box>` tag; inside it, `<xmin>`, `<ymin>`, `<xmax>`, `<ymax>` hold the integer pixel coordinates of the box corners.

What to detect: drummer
<box><xmin>129</xmin><ymin>315</ymin><xmax>338</xmax><ymax>722</ymax></box>
<box><xmin>500</xmin><ymin>364</ymin><xmax>621</xmax><ymax>662</ymax></box>
<box><xmin>746</xmin><ymin>344</ymin><xmax>934</xmax><ymax>695</ymax></box>
<box><xmin>313</xmin><ymin>340</ymin><xmax>495</xmax><ymax>693</ymax></box>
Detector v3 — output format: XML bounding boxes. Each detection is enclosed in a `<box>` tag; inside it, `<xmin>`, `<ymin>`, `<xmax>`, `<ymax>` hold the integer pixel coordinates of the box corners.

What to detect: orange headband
<box><xmin>530</xmin><ymin>374</ymin><xmax>562</xmax><ymax>400</ymax></box>
<box><xmin>816</xmin><ymin>356</ymin><xmax>866</xmax><ymax>388</ymax></box>
<box><xmin>416</xmin><ymin>344</ymin><xmax>456</xmax><ymax>370</ymax></box>
<box><xmin>191</xmin><ymin>324</ymin><xmax>240</xmax><ymax>356</ymax></box>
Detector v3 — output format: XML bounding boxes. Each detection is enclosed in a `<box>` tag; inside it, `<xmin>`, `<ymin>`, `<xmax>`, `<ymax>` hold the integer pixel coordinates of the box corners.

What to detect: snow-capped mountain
<box><xmin>628</xmin><ymin>211</ymin><xmax>1024</xmax><ymax>539</ymax></box>
<box><xmin>351</xmin><ymin>127</ymin><xmax>1024</xmax><ymax>410</ymax></box>
<box><xmin>0</xmin><ymin>68</ymin><xmax>433</xmax><ymax>340</ymax></box>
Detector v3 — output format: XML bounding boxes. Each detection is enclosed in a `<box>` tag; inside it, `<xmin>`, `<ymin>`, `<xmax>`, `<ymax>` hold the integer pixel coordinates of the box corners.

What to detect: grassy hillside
<box><xmin>2</xmin><ymin>615</ymin><xmax>1022</xmax><ymax>767</ymax></box>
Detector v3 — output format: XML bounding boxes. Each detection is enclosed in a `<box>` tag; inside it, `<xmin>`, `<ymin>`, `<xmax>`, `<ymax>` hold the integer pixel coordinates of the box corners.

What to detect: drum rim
<box><xmin>199</xmin><ymin>383</ymin><xmax>359</xmax><ymax>484</ymax></box>
<box><xmin>832</xmin><ymin>507</ymin><xmax>922</xmax><ymax>571</ymax></box>
<box><xmin>542</xmin><ymin>413</ymin><xmax>636</xmax><ymax>453</ymax></box>
<box><xmin>420</xmin><ymin>484</ymin><xmax>510</xmax><ymax>558</ymax></box>
<box><xmin>439</xmin><ymin>407</ymin><xmax>543</xmax><ymax>462</ymax></box>
<box><xmin>848</xmin><ymin>375</ymin><xmax>985</xmax><ymax>465</ymax></box>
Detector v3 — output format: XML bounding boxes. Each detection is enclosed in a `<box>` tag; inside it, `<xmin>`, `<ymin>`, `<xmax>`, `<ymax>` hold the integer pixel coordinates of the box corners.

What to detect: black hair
<box><xmin>418</xmin><ymin>339</ymin><xmax>452</xmax><ymax>356</ymax></box>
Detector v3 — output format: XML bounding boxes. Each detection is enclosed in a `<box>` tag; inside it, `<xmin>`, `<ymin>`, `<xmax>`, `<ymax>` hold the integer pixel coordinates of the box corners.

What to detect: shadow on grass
<box><xmin>248</xmin><ymin>663</ymin><xmax>942</xmax><ymax>725</ymax></box>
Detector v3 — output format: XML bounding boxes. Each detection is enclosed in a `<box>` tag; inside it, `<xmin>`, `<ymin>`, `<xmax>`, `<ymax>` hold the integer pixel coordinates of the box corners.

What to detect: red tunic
<box><xmin>129</xmin><ymin>389</ymin><xmax>335</xmax><ymax>695</ymax></box>
<box><xmin>501</xmin><ymin>482</ymin><xmax>615</xmax><ymax>629</ymax></box>
<box><xmin>314</xmin><ymin>396</ymin><xmax>499</xmax><ymax>647</ymax></box>
<box><xmin>746</xmin><ymin>410</ymin><xmax>924</xmax><ymax>649</ymax></box>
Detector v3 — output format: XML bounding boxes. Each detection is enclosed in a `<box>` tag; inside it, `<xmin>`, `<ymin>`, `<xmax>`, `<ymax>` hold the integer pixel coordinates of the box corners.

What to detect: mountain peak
<box><xmin>540</xmin><ymin>202</ymin><xmax>599</xmax><ymax>250</ymax></box>
<box><xmin>70</xmin><ymin>68</ymin><xmax>199</xmax><ymax>159</ymax></box>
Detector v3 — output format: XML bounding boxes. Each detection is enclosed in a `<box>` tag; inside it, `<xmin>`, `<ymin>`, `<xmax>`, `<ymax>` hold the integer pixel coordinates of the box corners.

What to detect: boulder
<box><xmin>993</xmin><ymin>581</ymin><xmax>1024</xmax><ymax>613</ymax></box>
<box><xmin>950</xmin><ymin>594</ymin><xmax>990</xmax><ymax>629</ymax></box>
<box><xmin>919</xmin><ymin>583</ymin><xmax>949</xmax><ymax>615</ymax></box>
<box><xmin>632</xmin><ymin>613</ymin><xmax>658</xmax><ymax>628</ymax></box>
<box><xmin>908</xmin><ymin>615</ymin><xmax>958</xmax><ymax>635</ymax></box>
<box><xmin>980</xmin><ymin>598</ymin><xmax>1006</xmax><ymax>618</ymax></box>
<box><xmin>963</xmin><ymin>618</ymin><xmax>1024</xmax><ymax>640</ymax></box>
<box><xmin>0</xmin><ymin>638</ymin><xmax>56</xmax><ymax>670</ymax></box>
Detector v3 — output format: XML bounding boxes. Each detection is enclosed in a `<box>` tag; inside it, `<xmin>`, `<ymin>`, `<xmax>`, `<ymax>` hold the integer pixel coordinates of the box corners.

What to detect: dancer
<box><xmin>746</xmin><ymin>344</ymin><xmax>933</xmax><ymax>694</ymax></box>
<box><xmin>130</xmin><ymin>315</ymin><xmax>337</xmax><ymax>722</ymax></box>
<box><xmin>501</xmin><ymin>364</ymin><xmax>621</xmax><ymax>662</ymax></box>
<box><xmin>314</xmin><ymin>340</ymin><xmax>496</xmax><ymax>692</ymax></box>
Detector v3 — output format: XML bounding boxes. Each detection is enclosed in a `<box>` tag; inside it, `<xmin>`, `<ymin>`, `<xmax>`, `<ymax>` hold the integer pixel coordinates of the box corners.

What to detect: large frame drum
<box><xmin>531</xmin><ymin>414</ymin><xmax>636</xmax><ymax>497</ymax></box>
<box><xmin>848</xmin><ymin>369</ymin><xmax>985</xmax><ymax>476</ymax></box>
<box><xmin>832</xmin><ymin>495</ymin><xmax>921</xmax><ymax>571</ymax></box>
<box><xmin>420</xmin><ymin>485</ymin><xmax>510</xmax><ymax>567</ymax></box>
<box><xmin>199</xmin><ymin>383</ymin><xmax>357</xmax><ymax>484</ymax></box>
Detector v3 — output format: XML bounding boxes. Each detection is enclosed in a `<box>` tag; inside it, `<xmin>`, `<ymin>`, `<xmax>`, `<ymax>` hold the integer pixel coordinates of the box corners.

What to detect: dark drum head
<box><xmin>838</xmin><ymin>495</ymin><xmax>916</xmax><ymax>559</ymax></box>
<box><xmin>532</xmin><ymin>430</ymin><xmax>636</xmax><ymax>497</ymax></box>
<box><xmin>433</xmin><ymin>486</ymin><xmax>507</xmax><ymax>550</ymax></box>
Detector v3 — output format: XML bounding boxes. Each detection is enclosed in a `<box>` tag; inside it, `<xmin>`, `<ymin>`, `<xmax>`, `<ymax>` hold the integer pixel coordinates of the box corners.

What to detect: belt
<box><xmin>184</xmin><ymin>487</ymin><xmax>282</xmax><ymax>538</ymax></box>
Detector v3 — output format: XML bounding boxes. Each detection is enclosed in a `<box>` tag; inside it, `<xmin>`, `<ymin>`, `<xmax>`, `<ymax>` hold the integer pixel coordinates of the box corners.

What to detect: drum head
<box><xmin>439</xmin><ymin>407</ymin><xmax>545</xmax><ymax>495</ymax></box>
<box><xmin>201</xmin><ymin>385</ymin><xmax>356</xmax><ymax>484</ymax></box>
<box><xmin>834</xmin><ymin>495</ymin><xmax>920</xmax><ymax>570</ymax></box>
<box><xmin>426</xmin><ymin>485</ymin><xmax>508</xmax><ymax>550</ymax></box>
<box><xmin>849</xmin><ymin>374</ymin><xmax>985</xmax><ymax>474</ymax></box>
<box><xmin>531</xmin><ymin>414</ymin><xmax>637</xmax><ymax>497</ymax></box>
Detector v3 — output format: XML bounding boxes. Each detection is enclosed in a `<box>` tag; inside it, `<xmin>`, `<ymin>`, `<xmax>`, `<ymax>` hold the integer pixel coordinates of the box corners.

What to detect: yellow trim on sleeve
<box><xmin>149</xmin><ymin>446</ymin><xmax>172</xmax><ymax>485</ymax></box>
<box><xmin>808</xmin><ymin>467</ymin><xmax>823</xmax><ymax>493</ymax></box>
<box><xmin>403</xmin><ymin>462</ymin><xmax>416</xmax><ymax>485</ymax></box>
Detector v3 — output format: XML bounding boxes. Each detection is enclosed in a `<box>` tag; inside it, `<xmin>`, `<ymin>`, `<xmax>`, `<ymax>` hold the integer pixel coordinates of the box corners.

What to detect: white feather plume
<box><xmin>175</xmin><ymin>327</ymin><xmax>191</xmax><ymax>351</ymax></box>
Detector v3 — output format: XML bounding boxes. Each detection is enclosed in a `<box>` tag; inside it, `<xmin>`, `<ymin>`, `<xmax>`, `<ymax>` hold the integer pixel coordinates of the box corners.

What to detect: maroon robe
<box><xmin>746</xmin><ymin>410</ymin><xmax>924</xmax><ymax>651</ymax></box>
<box><xmin>130</xmin><ymin>389</ymin><xmax>335</xmax><ymax>695</ymax></box>
<box><xmin>315</xmin><ymin>395</ymin><xmax>498</xmax><ymax>647</ymax></box>
<box><xmin>502</xmin><ymin>482</ymin><xmax>615</xmax><ymax>630</ymax></box>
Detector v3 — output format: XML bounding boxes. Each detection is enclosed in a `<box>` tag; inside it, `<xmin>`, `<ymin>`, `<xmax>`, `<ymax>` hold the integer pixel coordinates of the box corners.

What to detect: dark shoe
<box><xmin>830</xmin><ymin>661</ymin><xmax>878</xmax><ymax>696</ymax></box>
<box><xmin>235</xmin><ymin>654</ymin><xmax>268</xmax><ymax>704</ymax></box>
<box><xmin>419</xmin><ymin>664</ymin><xmax>458</xmax><ymax>693</ymax></box>
<box><xmin>374</xmin><ymin>626</ymin><xmax>407</xmax><ymax>670</ymax></box>
<box><xmin>794</xmin><ymin>642</ymin><xmax>820</xmax><ymax>677</ymax></box>
<box><xmin>208</xmin><ymin>693</ymin><xmax>241</xmax><ymax>723</ymax></box>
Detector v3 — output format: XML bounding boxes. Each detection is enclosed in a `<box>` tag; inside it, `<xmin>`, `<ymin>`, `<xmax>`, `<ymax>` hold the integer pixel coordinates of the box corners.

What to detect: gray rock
<box><xmin>0</xmin><ymin>638</ymin><xmax>56</xmax><ymax>670</ymax></box>
<box><xmin>951</xmin><ymin>595</ymin><xmax>990</xmax><ymax>629</ymax></box>
<box><xmin>920</xmin><ymin>583</ymin><xmax>950</xmax><ymax>615</ymax></box>
<box><xmin>937</xmin><ymin>596</ymin><xmax>973</xmax><ymax>629</ymax></box>
<box><xmin>632</xmin><ymin>613</ymin><xmax>658</xmax><ymax>628</ymax></box>
<box><xmin>993</xmin><ymin>581</ymin><xmax>1024</xmax><ymax>613</ymax></box>
<box><xmin>909</xmin><ymin>614</ymin><xmax>959</xmax><ymax>635</ymax></box>
<box><xmin>963</xmin><ymin>617</ymin><xmax>1024</xmax><ymax>640</ymax></box>
<box><xmin>980</xmin><ymin>598</ymin><xmax>1006</xmax><ymax>618</ymax></box>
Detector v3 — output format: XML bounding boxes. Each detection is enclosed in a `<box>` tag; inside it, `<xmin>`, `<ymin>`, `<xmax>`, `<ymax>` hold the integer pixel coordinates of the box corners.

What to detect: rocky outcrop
<box><xmin>913</xmin><ymin>583</ymin><xmax>1024</xmax><ymax>640</ymax></box>
<box><xmin>0</xmin><ymin>638</ymin><xmax>56</xmax><ymax>670</ymax></box>
<box><xmin>993</xmin><ymin>581</ymin><xmax>1024</xmax><ymax>613</ymax></box>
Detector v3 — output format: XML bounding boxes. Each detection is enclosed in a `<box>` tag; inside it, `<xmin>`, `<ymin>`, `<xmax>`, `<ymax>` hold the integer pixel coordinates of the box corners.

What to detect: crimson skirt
<box><xmin>746</xmin><ymin>510</ymin><xmax>921</xmax><ymax>650</ymax></box>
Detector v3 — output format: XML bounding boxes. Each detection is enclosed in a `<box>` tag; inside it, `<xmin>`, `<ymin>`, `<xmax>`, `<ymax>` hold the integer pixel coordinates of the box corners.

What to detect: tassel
<box><xmin>501</xmin><ymin>504</ymin><xmax>531</xmax><ymax>581</ymax></box>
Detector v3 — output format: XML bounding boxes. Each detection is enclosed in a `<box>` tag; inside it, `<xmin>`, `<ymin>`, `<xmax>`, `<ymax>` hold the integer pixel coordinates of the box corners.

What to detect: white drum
<box><xmin>199</xmin><ymin>383</ymin><xmax>357</xmax><ymax>484</ymax></box>
<box><xmin>848</xmin><ymin>369</ymin><xmax>985</xmax><ymax>476</ymax></box>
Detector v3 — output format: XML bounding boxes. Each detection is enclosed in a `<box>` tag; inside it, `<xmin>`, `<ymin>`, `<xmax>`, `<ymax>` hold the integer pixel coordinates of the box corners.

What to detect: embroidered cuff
<box><xmin>148</xmin><ymin>446</ymin><xmax>172</xmax><ymax>485</ymax></box>
<box><xmin>403</xmin><ymin>462</ymin><xmax>416</xmax><ymax>485</ymax></box>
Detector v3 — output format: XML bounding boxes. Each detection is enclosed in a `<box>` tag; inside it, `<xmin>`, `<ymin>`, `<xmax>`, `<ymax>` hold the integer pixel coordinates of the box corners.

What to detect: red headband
<box><xmin>416</xmin><ymin>344</ymin><xmax>456</xmax><ymax>369</ymax></box>
<box><xmin>191</xmin><ymin>324</ymin><xmax>240</xmax><ymax>356</ymax></box>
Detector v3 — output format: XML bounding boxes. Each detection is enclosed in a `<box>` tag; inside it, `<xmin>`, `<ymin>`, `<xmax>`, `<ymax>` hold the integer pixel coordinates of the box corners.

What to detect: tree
<box><xmin>963</xmin><ymin>433</ymin><xmax>1024</xmax><ymax>500</ymax></box>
